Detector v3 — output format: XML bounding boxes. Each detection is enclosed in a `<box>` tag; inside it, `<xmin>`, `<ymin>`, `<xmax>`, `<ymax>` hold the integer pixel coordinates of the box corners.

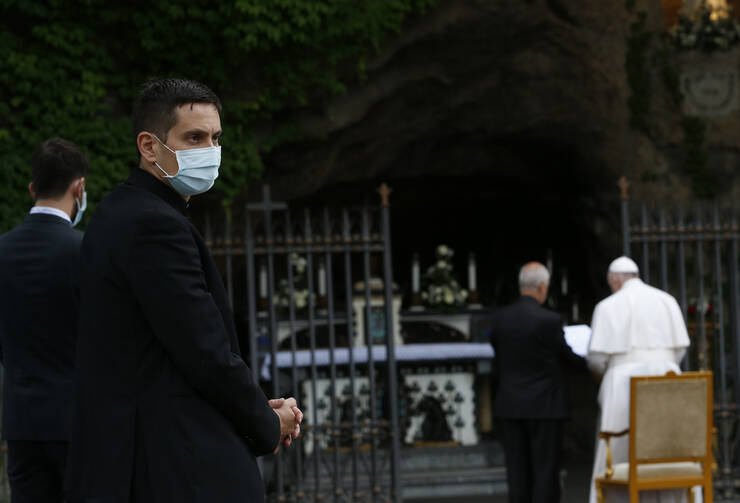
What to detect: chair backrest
<box><xmin>630</xmin><ymin>371</ymin><xmax>713</xmax><ymax>463</ymax></box>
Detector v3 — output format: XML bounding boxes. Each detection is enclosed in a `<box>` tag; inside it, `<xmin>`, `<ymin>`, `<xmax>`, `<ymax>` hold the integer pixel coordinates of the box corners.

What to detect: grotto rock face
<box><xmin>238</xmin><ymin>0</ymin><xmax>740</xmax><ymax>316</ymax></box>
<box><xmin>254</xmin><ymin>0</ymin><xmax>739</xmax><ymax>205</ymax></box>
<box><xmin>257</xmin><ymin>0</ymin><xmax>645</xmax><ymax>202</ymax></box>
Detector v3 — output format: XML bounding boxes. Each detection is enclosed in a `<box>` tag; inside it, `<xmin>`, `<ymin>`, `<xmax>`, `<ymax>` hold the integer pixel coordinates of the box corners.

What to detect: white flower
<box><xmin>444</xmin><ymin>290</ymin><xmax>455</xmax><ymax>304</ymax></box>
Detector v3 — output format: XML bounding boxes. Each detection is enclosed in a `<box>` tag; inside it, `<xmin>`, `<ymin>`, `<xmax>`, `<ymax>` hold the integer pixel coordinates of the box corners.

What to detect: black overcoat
<box><xmin>65</xmin><ymin>169</ymin><xmax>279</xmax><ymax>502</ymax></box>
<box><xmin>490</xmin><ymin>295</ymin><xmax>587</xmax><ymax>419</ymax></box>
<box><xmin>0</xmin><ymin>213</ymin><xmax>82</xmax><ymax>441</ymax></box>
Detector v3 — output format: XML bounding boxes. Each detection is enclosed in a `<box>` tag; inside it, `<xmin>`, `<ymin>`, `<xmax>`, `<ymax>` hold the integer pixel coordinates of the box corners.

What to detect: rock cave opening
<box><xmin>296</xmin><ymin>134</ymin><xmax>618</xmax><ymax>322</ymax></box>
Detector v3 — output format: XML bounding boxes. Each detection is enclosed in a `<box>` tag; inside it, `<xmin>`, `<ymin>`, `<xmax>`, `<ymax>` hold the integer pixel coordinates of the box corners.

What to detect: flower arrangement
<box><xmin>670</xmin><ymin>0</ymin><xmax>740</xmax><ymax>52</ymax></box>
<box><xmin>421</xmin><ymin>245</ymin><xmax>468</xmax><ymax>310</ymax></box>
<box><xmin>275</xmin><ymin>253</ymin><xmax>312</xmax><ymax>312</ymax></box>
<box><xmin>687</xmin><ymin>298</ymin><xmax>713</xmax><ymax>316</ymax></box>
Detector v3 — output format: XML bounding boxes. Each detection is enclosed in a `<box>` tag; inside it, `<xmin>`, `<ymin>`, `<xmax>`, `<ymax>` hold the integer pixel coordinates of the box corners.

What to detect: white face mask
<box><xmin>153</xmin><ymin>135</ymin><xmax>221</xmax><ymax>196</ymax></box>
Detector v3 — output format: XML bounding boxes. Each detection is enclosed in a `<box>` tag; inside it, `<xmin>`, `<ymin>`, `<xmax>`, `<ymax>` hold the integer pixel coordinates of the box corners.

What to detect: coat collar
<box><xmin>125</xmin><ymin>168</ymin><xmax>188</xmax><ymax>215</ymax></box>
<box><xmin>24</xmin><ymin>212</ymin><xmax>72</xmax><ymax>227</ymax></box>
<box><xmin>518</xmin><ymin>294</ymin><xmax>541</xmax><ymax>306</ymax></box>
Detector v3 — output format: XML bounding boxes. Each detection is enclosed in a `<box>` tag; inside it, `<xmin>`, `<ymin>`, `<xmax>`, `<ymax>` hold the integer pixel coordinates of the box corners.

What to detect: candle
<box><xmin>572</xmin><ymin>300</ymin><xmax>579</xmax><ymax>322</ymax></box>
<box><xmin>468</xmin><ymin>253</ymin><xmax>477</xmax><ymax>292</ymax></box>
<box><xmin>561</xmin><ymin>269</ymin><xmax>568</xmax><ymax>296</ymax></box>
<box><xmin>318</xmin><ymin>261</ymin><xmax>326</xmax><ymax>296</ymax></box>
<box><xmin>259</xmin><ymin>264</ymin><xmax>267</xmax><ymax>298</ymax></box>
<box><xmin>546</xmin><ymin>249</ymin><xmax>553</xmax><ymax>275</ymax></box>
<box><xmin>412</xmin><ymin>254</ymin><xmax>420</xmax><ymax>293</ymax></box>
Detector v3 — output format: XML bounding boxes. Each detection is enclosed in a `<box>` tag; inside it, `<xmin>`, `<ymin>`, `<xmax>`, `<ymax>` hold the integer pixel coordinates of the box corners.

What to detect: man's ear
<box><xmin>28</xmin><ymin>182</ymin><xmax>36</xmax><ymax>201</ymax></box>
<box><xmin>138</xmin><ymin>132</ymin><xmax>157</xmax><ymax>163</ymax></box>
<box><xmin>75</xmin><ymin>177</ymin><xmax>85</xmax><ymax>199</ymax></box>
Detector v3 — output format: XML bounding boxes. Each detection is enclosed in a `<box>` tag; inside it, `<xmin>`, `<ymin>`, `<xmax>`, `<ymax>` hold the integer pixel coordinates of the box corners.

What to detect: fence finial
<box><xmin>378</xmin><ymin>183</ymin><xmax>392</xmax><ymax>207</ymax></box>
<box><xmin>618</xmin><ymin>176</ymin><xmax>630</xmax><ymax>200</ymax></box>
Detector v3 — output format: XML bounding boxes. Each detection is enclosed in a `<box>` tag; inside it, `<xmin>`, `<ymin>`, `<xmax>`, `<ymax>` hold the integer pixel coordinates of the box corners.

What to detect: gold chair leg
<box><xmin>596</xmin><ymin>482</ymin><xmax>604</xmax><ymax>503</ymax></box>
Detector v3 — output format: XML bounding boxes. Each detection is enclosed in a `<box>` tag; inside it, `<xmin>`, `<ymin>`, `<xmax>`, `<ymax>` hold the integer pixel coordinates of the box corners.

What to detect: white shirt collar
<box><xmin>30</xmin><ymin>206</ymin><xmax>71</xmax><ymax>224</ymax></box>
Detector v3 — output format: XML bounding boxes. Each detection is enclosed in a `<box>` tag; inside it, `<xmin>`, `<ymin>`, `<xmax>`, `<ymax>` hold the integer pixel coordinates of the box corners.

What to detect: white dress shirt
<box><xmin>30</xmin><ymin>206</ymin><xmax>71</xmax><ymax>224</ymax></box>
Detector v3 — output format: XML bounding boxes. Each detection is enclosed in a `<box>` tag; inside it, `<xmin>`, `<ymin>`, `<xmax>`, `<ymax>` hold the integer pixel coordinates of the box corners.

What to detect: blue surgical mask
<box><xmin>153</xmin><ymin>135</ymin><xmax>221</xmax><ymax>196</ymax></box>
<box><xmin>72</xmin><ymin>190</ymin><xmax>87</xmax><ymax>227</ymax></box>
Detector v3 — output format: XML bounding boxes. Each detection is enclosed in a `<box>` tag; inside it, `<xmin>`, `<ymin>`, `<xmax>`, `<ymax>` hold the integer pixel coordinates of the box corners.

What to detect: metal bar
<box><xmin>729</xmin><ymin>211</ymin><xmax>740</xmax><ymax>462</ymax></box>
<box><xmin>659</xmin><ymin>207</ymin><xmax>669</xmax><ymax>292</ymax></box>
<box><xmin>619</xmin><ymin>176</ymin><xmax>631</xmax><ymax>257</ymax></box>
<box><xmin>225</xmin><ymin>213</ymin><xmax>234</xmax><ymax>309</ymax></box>
<box><xmin>641</xmin><ymin>204</ymin><xmax>650</xmax><ymax>285</ymax></box>
<box><xmin>342</xmin><ymin>209</ymin><xmax>360</xmax><ymax>501</ymax></box>
<box><xmin>713</xmin><ymin>203</ymin><xmax>733</xmax><ymax>497</ymax></box>
<box><xmin>263</xmin><ymin>187</ymin><xmax>285</xmax><ymax>498</ymax></box>
<box><xmin>362</xmin><ymin>205</ymin><xmax>379</xmax><ymax>503</ymax></box>
<box><xmin>696</xmin><ymin>203</ymin><xmax>707</xmax><ymax>371</ymax></box>
<box><xmin>284</xmin><ymin>212</ymin><xmax>304</xmax><ymax>501</ymax></box>
<box><xmin>244</xmin><ymin>205</ymin><xmax>263</xmax><ymax>477</ymax></box>
<box><xmin>245</xmin><ymin>209</ymin><xmax>260</xmax><ymax>386</ymax></box>
<box><xmin>677</xmin><ymin>205</ymin><xmax>689</xmax><ymax>371</ymax></box>
<box><xmin>379</xmin><ymin>185</ymin><xmax>402</xmax><ymax>503</ymax></box>
<box><xmin>304</xmin><ymin>209</ymin><xmax>322</xmax><ymax>500</ymax></box>
<box><xmin>323</xmin><ymin>208</ymin><xmax>341</xmax><ymax>502</ymax></box>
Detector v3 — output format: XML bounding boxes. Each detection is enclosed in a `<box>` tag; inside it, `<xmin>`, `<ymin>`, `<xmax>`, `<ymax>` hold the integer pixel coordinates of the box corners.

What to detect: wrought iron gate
<box><xmin>619</xmin><ymin>176</ymin><xmax>740</xmax><ymax>499</ymax></box>
<box><xmin>205</xmin><ymin>185</ymin><xmax>402</xmax><ymax>503</ymax></box>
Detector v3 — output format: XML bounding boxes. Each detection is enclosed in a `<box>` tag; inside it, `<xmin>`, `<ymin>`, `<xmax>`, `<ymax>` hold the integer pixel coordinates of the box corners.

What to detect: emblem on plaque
<box><xmin>680</xmin><ymin>50</ymin><xmax>740</xmax><ymax>117</ymax></box>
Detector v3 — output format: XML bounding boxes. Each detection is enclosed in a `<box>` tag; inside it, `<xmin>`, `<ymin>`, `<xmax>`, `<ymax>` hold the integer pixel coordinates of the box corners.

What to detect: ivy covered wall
<box><xmin>0</xmin><ymin>0</ymin><xmax>437</xmax><ymax>232</ymax></box>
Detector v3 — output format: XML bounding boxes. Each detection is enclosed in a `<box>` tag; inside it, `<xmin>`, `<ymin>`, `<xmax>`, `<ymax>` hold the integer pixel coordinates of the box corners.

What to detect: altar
<box><xmin>259</xmin><ymin>309</ymin><xmax>591</xmax><ymax>451</ymax></box>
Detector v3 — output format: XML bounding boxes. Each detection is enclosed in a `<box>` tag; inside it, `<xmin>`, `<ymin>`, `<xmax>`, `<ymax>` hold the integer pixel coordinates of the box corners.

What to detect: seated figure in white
<box><xmin>587</xmin><ymin>256</ymin><xmax>692</xmax><ymax>503</ymax></box>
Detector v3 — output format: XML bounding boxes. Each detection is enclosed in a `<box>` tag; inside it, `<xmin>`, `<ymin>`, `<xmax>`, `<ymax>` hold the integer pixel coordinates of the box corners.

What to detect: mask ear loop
<box><xmin>152</xmin><ymin>134</ymin><xmax>177</xmax><ymax>178</ymax></box>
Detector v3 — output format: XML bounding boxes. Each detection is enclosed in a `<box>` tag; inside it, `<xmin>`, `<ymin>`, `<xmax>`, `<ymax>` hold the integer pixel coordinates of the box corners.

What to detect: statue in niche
<box><xmin>416</xmin><ymin>395</ymin><xmax>453</xmax><ymax>442</ymax></box>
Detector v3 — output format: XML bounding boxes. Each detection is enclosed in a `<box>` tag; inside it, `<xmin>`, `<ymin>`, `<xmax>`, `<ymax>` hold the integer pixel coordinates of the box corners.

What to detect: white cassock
<box><xmin>587</xmin><ymin>278</ymin><xmax>692</xmax><ymax>503</ymax></box>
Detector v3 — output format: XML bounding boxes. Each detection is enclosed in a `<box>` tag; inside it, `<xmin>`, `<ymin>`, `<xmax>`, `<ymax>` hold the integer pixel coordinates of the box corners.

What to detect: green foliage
<box><xmin>622</xmin><ymin>7</ymin><xmax>716</xmax><ymax>197</ymax></box>
<box><xmin>0</xmin><ymin>0</ymin><xmax>437</xmax><ymax>232</ymax></box>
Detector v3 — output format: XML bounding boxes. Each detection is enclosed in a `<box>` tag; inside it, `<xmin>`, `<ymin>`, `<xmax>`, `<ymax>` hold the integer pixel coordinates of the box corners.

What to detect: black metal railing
<box><xmin>204</xmin><ymin>185</ymin><xmax>402</xmax><ymax>502</ymax></box>
<box><xmin>619</xmin><ymin>176</ymin><xmax>740</xmax><ymax>499</ymax></box>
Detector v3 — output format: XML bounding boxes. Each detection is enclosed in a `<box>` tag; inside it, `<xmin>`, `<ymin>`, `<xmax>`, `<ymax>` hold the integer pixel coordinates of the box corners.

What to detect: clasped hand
<box><xmin>269</xmin><ymin>397</ymin><xmax>303</xmax><ymax>453</ymax></box>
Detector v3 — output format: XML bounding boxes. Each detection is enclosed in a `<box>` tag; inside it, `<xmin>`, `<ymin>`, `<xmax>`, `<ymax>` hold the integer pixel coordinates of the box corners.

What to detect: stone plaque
<box><xmin>680</xmin><ymin>51</ymin><xmax>740</xmax><ymax>117</ymax></box>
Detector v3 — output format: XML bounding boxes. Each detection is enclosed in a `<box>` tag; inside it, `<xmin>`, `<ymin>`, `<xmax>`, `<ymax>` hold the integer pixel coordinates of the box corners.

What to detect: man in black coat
<box><xmin>0</xmin><ymin>138</ymin><xmax>88</xmax><ymax>502</ymax></box>
<box><xmin>490</xmin><ymin>262</ymin><xmax>587</xmax><ymax>503</ymax></box>
<box><xmin>65</xmin><ymin>79</ymin><xmax>301</xmax><ymax>503</ymax></box>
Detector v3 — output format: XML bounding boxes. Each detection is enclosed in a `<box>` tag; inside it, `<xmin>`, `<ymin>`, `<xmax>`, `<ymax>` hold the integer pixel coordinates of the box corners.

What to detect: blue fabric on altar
<box><xmin>260</xmin><ymin>325</ymin><xmax>590</xmax><ymax>380</ymax></box>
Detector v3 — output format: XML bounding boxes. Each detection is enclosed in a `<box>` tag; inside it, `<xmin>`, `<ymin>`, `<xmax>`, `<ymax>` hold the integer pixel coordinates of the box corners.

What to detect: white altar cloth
<box><xmin>260</xmin><ymin>325</ymin><xmax>591</xmax><ymax>380</ymax></box>
<box><xmin>260</xmin><ymin>343</ymin><xmax>494</xmax><ymax>380</ymax></box>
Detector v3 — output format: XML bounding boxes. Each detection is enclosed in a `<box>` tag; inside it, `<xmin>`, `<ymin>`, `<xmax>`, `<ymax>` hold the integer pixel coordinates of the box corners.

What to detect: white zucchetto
<box><xmin>607</xmin><ymin>256</ymin><xmax>639</xmax><ymax>274</ymax></box>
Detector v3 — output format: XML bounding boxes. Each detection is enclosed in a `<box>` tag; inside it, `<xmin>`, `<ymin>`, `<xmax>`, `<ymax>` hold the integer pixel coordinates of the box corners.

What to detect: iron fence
<box><xmin>619</xmin><ymin>176</ymin><xmax>740</xmax><ymax>499</ymax></box>
<box><xmin>204</xmin><ymin>185</ymin><xmax>402</xmax><ymax>502</ymax></box>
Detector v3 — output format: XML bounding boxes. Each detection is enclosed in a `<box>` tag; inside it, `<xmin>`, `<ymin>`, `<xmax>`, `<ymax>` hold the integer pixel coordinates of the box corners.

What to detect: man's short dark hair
<box><xmin>31</xmin><ymin>138</ymin><xmax>89</xmax><ymax>199</ymax></box>
<box><xmin>132</xmin><ymin>78</ymin><xmax>222</xmax><ymax>144</ymax></box>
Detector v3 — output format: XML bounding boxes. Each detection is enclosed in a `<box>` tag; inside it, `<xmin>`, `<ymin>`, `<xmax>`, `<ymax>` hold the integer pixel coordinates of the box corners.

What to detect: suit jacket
<box><xmin>0</xmin><ymin>213</ymin><xmax>82</xmax><ymax>441</ymax></box>
<box><xmin>65</xmin><ymin>169</ymin><xmax>280</xmax><ymax>503</ymax></box>
<box><xmin>490</xmin><ymin>295</ymin><xmax>586</xmax><ymax>419</ymax></box>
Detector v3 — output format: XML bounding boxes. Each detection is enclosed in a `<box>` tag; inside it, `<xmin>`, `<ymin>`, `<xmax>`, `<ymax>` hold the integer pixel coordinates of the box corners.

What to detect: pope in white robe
<box><xmin>587</xmin><ymin>256</ymin><xmax>691</xmax><ymax>503</ymax></box>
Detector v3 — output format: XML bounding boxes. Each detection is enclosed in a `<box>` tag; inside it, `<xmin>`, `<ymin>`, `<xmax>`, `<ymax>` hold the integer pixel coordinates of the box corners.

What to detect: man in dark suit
<box><xmin>65</xmin><ymin>79</ymin><xmax>301</xmax><ymax>503</ymax></box>
<box><xmin>490</xmin><ymin>262</ymin><xmax>587</xmax><ymax>503</ymax></box>
<box><xmin>0</xmin><ymin>138</ymin><xmax>88</xmax><ymax>502</ymax></box>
